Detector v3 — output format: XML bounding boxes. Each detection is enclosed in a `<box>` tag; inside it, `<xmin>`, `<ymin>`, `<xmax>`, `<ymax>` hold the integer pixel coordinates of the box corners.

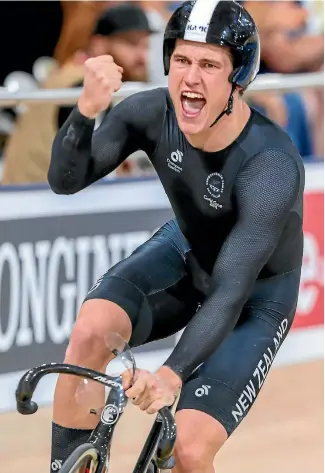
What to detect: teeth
<box><xmin>182</xmin><ymin>92</ymin><xmax>205</xmax><ymax>100</ymax></box>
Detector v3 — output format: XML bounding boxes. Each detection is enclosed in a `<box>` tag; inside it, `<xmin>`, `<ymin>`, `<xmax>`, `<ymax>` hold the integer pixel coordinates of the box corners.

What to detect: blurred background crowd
<box><xmin>0</xmin><ymin>0</ymin><xmax>323</xmax><ymax>185</ymax></box>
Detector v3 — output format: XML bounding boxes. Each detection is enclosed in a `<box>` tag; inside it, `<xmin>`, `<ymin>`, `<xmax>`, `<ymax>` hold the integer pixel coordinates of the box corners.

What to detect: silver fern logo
<box><xmin>206</xmin><ymin>172</ymin><xmax>224</xmax><ymax>199</ymax></box>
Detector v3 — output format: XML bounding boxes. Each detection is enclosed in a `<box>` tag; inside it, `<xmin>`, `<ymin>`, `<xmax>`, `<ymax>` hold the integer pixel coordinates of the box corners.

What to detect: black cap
<box><xmin>93</xmin><ymin>3</ymin><xmax>154</xmax><ymax>37</ymax></box>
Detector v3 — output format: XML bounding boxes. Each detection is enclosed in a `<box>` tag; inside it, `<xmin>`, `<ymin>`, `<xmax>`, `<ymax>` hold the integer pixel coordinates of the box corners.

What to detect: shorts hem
<box><xmin>83</xmin><ymin>276</ymin><xmax>152</xmax><ymax>346</ymax></box>
<box><xmin>176</xmin><ymin>401</ymin><xmax>241</xmax><ymax>437</ymax></box>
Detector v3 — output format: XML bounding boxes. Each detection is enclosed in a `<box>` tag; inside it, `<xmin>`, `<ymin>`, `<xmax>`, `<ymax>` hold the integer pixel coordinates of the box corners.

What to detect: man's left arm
<box><xmin>163</xmin><ymin>150</ymin><xmax>303</xmax><ymax>383</ymax></box>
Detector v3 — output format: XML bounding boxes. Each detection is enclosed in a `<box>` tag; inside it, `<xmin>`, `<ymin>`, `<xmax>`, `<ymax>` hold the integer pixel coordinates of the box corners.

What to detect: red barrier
<box><xmin>293</xmin><ymin>191</ymin><xmax>324</xmax><ymax>329</ymax></box>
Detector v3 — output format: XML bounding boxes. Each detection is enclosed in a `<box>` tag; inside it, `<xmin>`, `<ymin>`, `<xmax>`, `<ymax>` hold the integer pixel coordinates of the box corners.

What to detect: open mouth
<box><xmin>180</xmin><ymin>91</ymin><xmax>206</xmax><ymax>118</ymax></box>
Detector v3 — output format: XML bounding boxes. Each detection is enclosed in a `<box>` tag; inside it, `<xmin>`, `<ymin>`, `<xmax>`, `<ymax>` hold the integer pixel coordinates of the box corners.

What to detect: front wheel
<box><xmin>59</xmin><ymin>443</ymin><xmax>100</xmax><ymax>473</ymax></box>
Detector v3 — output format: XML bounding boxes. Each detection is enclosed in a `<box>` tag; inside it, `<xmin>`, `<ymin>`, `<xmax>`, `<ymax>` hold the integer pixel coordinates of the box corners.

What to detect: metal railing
<box><xmin>0</xmin><ymin>71</ymin><xmax>323</xmax><ymax>107</ymax></box>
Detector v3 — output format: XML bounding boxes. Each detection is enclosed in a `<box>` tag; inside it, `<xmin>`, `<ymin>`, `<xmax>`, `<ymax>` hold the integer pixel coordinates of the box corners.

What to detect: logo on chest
<box><xmin>204</xmin><ymin>172</ymin><xmax>224</xmax><ymax>210</ymax></box>
<box><xmin>167</xmin><ymin>149</ymin><xmax>183</xmax><ymax>173</ymax></box>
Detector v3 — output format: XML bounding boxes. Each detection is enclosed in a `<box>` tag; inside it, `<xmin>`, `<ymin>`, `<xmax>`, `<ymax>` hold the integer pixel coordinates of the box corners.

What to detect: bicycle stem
<box><xmin>88</xmin><ymin>386</ymin><xmax>129</xmax><ymax>473</ymax></box>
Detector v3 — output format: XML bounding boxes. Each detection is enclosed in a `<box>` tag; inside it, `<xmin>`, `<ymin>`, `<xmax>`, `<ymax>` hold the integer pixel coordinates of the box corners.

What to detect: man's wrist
<box><xmin>157</xmin><ymin>365</ymin><xmax>183</xmax><ymax>391</ymax></box>
<box><xmin>77</xmin><ymin>96</ymin><xmax>98</xmax><ymax>120</ymax></box>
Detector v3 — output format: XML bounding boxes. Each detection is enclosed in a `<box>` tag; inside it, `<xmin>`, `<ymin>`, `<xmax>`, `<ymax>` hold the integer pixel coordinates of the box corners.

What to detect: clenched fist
<box><xmin>122</xmin><ymin>366</ymin><xmax>182</xmax><ymax>414</ymax></box>
<box><xmin>78</xmin><ymin>55</ymin><xmax>123</xmax><ymax>118</ymax></box>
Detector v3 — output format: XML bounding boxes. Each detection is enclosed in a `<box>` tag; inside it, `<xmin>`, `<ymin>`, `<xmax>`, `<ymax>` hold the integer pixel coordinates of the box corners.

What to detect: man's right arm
<box><xmin>48</xmin><ymin>89</ymin><xmax>162</xmax><ymax>194</ymax></box>
<box><xmin>49</xmin><ymin>54</ymin><xmax>165</xmax><ymax>194</ymax></box>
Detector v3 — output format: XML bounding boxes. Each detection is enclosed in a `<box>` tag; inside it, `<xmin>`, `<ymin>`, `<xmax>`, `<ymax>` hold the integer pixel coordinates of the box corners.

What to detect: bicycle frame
<box><xmin>16</xmin><ymin>362</ymin><xmax>176</xmax><ymax>472</ymax></box>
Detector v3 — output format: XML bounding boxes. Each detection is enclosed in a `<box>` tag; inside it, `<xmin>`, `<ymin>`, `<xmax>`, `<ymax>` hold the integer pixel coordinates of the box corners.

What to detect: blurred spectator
<box><xmin>245</xmin><ymin>0</ymin><xmax>324</xmax><ymax>158</ymax></box>
<box><xmin>1</xmin><ymin>3</ymin><xmax>154</xmax><ymax>185</ymax></box>
<box><xmin>54</xmin><ymin>1</ymin><xmax>110</xmax><ymax>66</ymax></box>
<box><xmin>137</xmin><ymin>1</ymin><xmax>172</xmax><ymax>83</ymax></box>
<box><xmin>249</xmin><ymin>1</ymin><xmax>323</xmax><ymax>74</ymax></box>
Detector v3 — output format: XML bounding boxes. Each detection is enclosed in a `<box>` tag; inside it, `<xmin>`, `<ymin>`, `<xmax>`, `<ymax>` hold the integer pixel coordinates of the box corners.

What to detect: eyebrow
<box><xmin>173</xmin><ymin>53</ymin><xmax>223</xmax><ymax>67</ymax></box>
<box><xmin>173</xmin><ymin>53</ymin><xmax>188</xmax><ymax>60</ymax></box>
<box><xmin>201</xmin><ymin>57</ymin><xmax>223</xmax><ymax>66</ymax></box>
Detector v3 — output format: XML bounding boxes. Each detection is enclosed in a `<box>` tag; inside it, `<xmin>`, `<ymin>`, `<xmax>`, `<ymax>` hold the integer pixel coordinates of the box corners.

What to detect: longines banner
<box><xmin>0</xmin><ymin>206</ymin><xmax>175</xmax><ymax>374</ymax></box>
<box><xmin>0</xmin><ymin>165</ymin><xmax>323</xmax><ymax>411</ymax></box>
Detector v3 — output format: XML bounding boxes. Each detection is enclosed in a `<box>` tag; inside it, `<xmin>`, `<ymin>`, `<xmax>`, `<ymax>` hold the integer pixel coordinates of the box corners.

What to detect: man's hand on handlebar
<box><xmin>122</xmin><ymin>366</ymin><xmax>182</xmax><ymax>414</ymax></box>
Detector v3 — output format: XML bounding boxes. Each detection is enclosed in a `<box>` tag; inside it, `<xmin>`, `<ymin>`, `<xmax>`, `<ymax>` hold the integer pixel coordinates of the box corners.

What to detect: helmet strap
<box><xmin>209</xmin><ymin>84</ymin><xmax>236</xmax><ymax>128</ymax></box>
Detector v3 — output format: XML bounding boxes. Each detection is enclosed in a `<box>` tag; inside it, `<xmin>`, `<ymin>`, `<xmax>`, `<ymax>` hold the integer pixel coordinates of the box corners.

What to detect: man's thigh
<box><xmin>84</xmin><ymin>218</ymin><xmax>200</xmax><ymax>346</ymax></box>
<box><xmin>176</xmin><ymin>270</ymin><xmax>300</xmax><ymax>437</ymax></box>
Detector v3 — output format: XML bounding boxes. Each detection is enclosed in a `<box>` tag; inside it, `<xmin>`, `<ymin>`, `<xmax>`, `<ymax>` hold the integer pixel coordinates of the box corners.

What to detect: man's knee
<box><xmin>173</xmin><ymin>409</ymin><xmax>228</xmax><ymax>473</ymax></box>
<box><xmin>174</xmin><ymin>441</ymin><xmax>210</xmax><ymax>473</ymax></box>
<box><xmin>65</xmin><ymin>299</ymin><xmax>132</xmax><ymax>365</ymax></box>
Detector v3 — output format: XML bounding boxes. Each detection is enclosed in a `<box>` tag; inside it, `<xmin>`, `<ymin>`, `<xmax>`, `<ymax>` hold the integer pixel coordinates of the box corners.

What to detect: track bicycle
<box><xmin>15</xmin><ymin>336</ymin><xmax>176</xmax><ymax>473</ymax></box>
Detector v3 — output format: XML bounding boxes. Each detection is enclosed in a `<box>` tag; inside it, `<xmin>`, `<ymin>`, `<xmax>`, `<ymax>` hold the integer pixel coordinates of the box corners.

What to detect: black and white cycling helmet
<box><xmin>163</xmin><ymin>0</ymin><xmax>260</xmax><ymax>125</ymax></box>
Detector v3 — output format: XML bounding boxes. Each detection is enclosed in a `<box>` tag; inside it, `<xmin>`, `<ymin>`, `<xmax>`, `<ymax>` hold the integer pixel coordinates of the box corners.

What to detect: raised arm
<box><xmin>49</xmin><ymin>99</ymin><xmax>143</xmax><ymax>194</ymax></box>
<box><xmin>48</xmin><ymin>56</ymin><xmax>165</xmax><ymax>194</ymax></box>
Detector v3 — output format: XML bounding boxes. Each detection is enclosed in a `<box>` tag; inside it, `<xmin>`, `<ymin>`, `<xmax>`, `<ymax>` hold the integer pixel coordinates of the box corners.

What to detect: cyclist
<box><xmin>48</xmin><ymin>1</ymin><xmax>305</xmax><ymax>472</ymax></box>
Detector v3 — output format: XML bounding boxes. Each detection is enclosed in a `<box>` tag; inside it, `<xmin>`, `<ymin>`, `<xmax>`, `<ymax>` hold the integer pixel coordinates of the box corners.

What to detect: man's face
<box><xmin>168</xmin><ymin>39</ymin><xmax>233</xmax><ymax>136</ymax></box>
<box><xmin>92</xmin><ymin>31</ymin><xmax>149</xmax><ymax>82</ymax></box>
